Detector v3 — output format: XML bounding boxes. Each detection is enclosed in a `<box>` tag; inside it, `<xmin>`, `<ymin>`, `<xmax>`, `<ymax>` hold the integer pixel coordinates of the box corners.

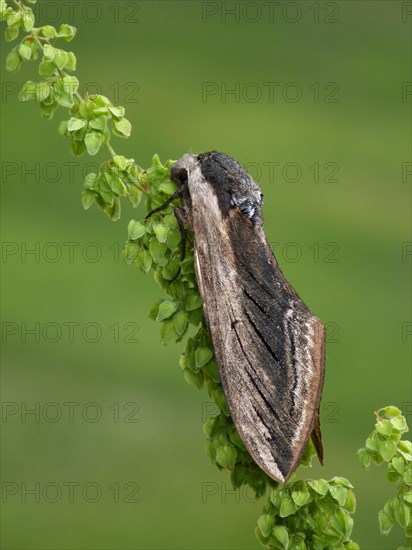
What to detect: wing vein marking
<box><xmin>232</xmin><ymin>326</ymin><xmax>283</xmax><ymax>428</ymax></box>
<box><xmin>242</xmin><ymin>308</ymin><xmax>281</xmax><ymax>364</ymax></box>
<box><xmin>243</xmin><ymin>288</ymin><xmax>276</xmax><ymax>323</ymax></box>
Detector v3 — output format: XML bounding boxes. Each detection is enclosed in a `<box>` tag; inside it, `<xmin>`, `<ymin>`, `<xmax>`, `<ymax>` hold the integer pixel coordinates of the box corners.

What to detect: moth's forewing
<box><xmin>171</xmin><ymin>153</ymin><xmax>325</xmax><ymax>484</ymax></box>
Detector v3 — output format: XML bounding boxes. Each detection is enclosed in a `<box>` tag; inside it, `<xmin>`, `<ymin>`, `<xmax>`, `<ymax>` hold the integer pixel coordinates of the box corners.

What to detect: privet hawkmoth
<box><xmin>168</xmin><ymin>151</ymin><xmax>326</xmax><ymax>484</ymax></box>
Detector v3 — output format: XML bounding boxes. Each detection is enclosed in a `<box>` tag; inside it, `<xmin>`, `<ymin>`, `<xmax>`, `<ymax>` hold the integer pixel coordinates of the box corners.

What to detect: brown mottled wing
<box><xmin>177</xmin><ymin>154</ymin><xmax>325</xmax><ymax>484</ymax></box>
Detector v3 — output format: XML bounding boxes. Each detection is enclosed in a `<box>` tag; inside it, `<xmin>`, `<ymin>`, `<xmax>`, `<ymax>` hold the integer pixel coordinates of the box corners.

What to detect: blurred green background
<box><xmin>1</xmin><ymin>1</ymin><xmax>410</xmax><ymax>548</ymax></box>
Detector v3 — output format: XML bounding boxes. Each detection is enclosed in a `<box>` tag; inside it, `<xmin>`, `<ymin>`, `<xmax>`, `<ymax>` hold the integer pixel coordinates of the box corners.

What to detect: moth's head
<box><xmin>170</xmin><ymin>154</ymin><xmax>198</xmax><ymax>189</ymax></box>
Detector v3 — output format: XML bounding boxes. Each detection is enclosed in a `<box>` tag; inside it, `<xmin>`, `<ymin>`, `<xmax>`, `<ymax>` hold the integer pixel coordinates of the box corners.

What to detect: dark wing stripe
<box><xmin>243</xmin><ymin>288</ymin><xmax>276</xmax><ymax>323</ymax></box>
<box><xmin>243</xmin><ymin>308</ymin><xmax>281</xmax><ymax>363</ymax></box>
<box><xmin>232</xmin><ymin>326</ymin><xmax>283</xmax><ymax>427</ymax></box>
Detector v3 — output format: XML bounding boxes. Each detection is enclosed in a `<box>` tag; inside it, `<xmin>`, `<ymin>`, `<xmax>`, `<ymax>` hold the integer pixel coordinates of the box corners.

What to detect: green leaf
<box><xmin>122</xmin><ymin>242</ymin><xmax>139</xmax><ymax>264</ymax></box>
<box><xmin>291</xmin><ymin>484</ymin><xmax>311</xmax><ymax>507</ymax></box>
<box><xmin>108</xmin><ymin>105</ymin><xmax>125</xmax><ymax>118</ymax></box>
<box><xmin>81</xmin><ymin>189</ymin><xmax>95</xmax><ymax>210</ymax></box>
<box><xmin>110</xmin><ymin>175</ymin><xmax>128</xmax><ymax>196</ymax></box>
<box><xmin>156</xmin><ymin>300</ymin><xmax>178</xmax><ymax>321</ymax></box>
<box><xmin>163</xmin><ymin>213</ymin><xmax>178</xmax><ymax>229</ymax></box>
<box><xmin>329</xmin><ymin>485</ymin><xmax>348</xmax><ymax>506</ymax></box>
<box><xmin>365</xmin><ymin>433</ymin><xmax>379</xmax><ymax>452</ymax></box>
<box><xmin>203</xmin><ymin>360</ymin><xmax>220</xmax><ymax>384</ymax></box>
<box><xmin>84</xmin><ymin>131</ymin><xmax>103</xmax><ymax>156</ymax></box>
<box><xmin>379</xmin><ymin>439</ymin><xmax>397</xmax><ymax>462</ymax></box>
<box><xmin>398</xmin><ymin>502</ymin><xmax>411</xmax><ymax>528</ymax></box>
<box><xmin>70</xmin><ymin>139</ymin><xmax>86</xmax><ymax>156</ymax></box>
<box><xmin>19</xmin><ymin>80</ymin><xmax>36</xmax><ymax>102</ymax></box>
<box><xmin>392</xmin><ymin>456</ymin><xmax>405</xmax><ymax>475</ymax></box>
<box><xmin>280</xmin><ymin>495</ymin><xmax>297</xmax><ymax>517</ymax></box>
<box><xmin>65</xmin><ymin>51</ymin><xmax>76</xmax><ymax>71</ymax></box>
<box><xmin>62</xmin><ymin>75</ymin><xmax>79</xmax><ymax>95</ymax></box>
<box><xmin>398</xmin><ymin>440</ymin><xmax>412</xmax><ymax>461</ymax></box>
<box><xmin>5</xmin><ymin>26</ymin><xmax>19</xmax><ymax>41</ymax></box>
<box><xmin>54</xmin><ymin>81</ymin><xmax>74</xmax><ymax>108</ymax></box>
<box><xmin>376</xmin><ymin>419</ymin><xmax>394</xmax><ymax>437</ymax></box>
<box><xmin>127</xmin><ymin>185</ymin><xmax>142</xmax><ymax>208</ymax></box>
<box><xmin>41</xmin><ymin>25</ymin><xmax>57</xmax><ymax>38</ymax></box>
<box><xmin>89</xmin><ymin>115</ymin><xmax>107</xmax><ymax>132</ymax></box>
<box><xmin>187</xmin><ymin>307</ymin><xmax>204</xmax><ymax>326</ymax></box>
<box><xmin>344</xmin><ymin>490</ymin><xmax>357</xmax><ymax>514</ymax></box>
<box><xmin>39</xmin><ymin>101</ymin><xmax>58</xmax><ymax>120</ymax></box>
<box><xmin>149</xmin><ymin>238</ymin><xmax>168</xmax><ymax>264</ymax></box>
<box><xmin>6</xmin><ymin>11</ymin><xmax>21</xmax><ymax>27</ymax></box>
<box><xmin>22</xmin><ymin>12</ymin><xmax>34</xmax><ymax>32</ymax></box>
<box><xmin>18</xmin><ymin>43</ymin><xmax>31</xmax><ymax>60</ymax></box>
<box><xmin>390</xmin><ymin>415</ymin><xmax>407</xmax><ymax>432</ymax></box>
<box><xmin>6</xmin><ymin>51</ymin><xmax>20</xmax><ymax>72</ymax></box>
<box><xmin>215</xmin><ymin>444</ymin><xmax>237</xmax><ymax>470</ymax></box>
<box><xmin>308</xmin><ymin>479</ymin><xmax>329</xmax><ymax>496</ymax></box>
<box><xmin>211</xmin><ymin>388</ymin><xmax>229</xmax><ymax>416</ymax></box>
<box><xmin>186</xmin><ymin>290</ymin><xmax>203</xmax><ymax>311</ymax></box>
<box><xmin>133</xmin><ymin>248</ymin><xmax>152</xmax><ymax>274</ymax></box>
<box><xmin>162</xmin><ymin>259</ymin><xmax>179</xmax><ymax>281</ymax></box>
<box><xmin>43</xmin><ymin>44</ymin><xmax>56</xmax><ymax>61</ymax></box>
<box><xmin>159</xmin><ymin>179</ymin><xmax>176</xmax><ymax>195</ymax></box>
<box><xmin>53</xmin><ymin>49</ymin><xmax>68</xmax><ymax>69</ymax></box>
<box><xmin>57</xmin><ymin>120</ymin><xmax>68</xmax><ymax>136</ymax></box>
<box><xmin>330</xmin><ymin>477</ymin><xmax>353</xmax><ymax>489</ymax></box>
<box><xmin>99</xmin><ymin>188</ymin><xmax>114</xmax><ymax>206</ymax></box>
<box><xmin>68</xmin><ymin>117</ymin><xmax>87</xmax><ymax>132</ymax></box>
<box><xmin>273</xmin><ymin>525</ymin><xmax>289</xmax><ymax>549</ymax></box>
<box><xmin>173</xmin><ymin>311</ymin><xmax>189</xmax><ymax>336</ymax></box>
<box><xmin>147</xmin><ymin>301</ymin><xmax>160</xmax><ymax>321</ymax></box>
<box><xmin>38</xmin><ymin>60</ymin><xmax>55</xmax><ymax>77</ymax></box>
<box><xmin>166</xmin><ymin>228</ymin><xmax>181</xmax><ymax>251</ymax></box>
<box><xmin>195</xmin><ymin>347</ymin><xmax>214</xmax><ymax>369</ymax></box>
<box><xmin>112</xmin><ymin>155</ymin><xmax>128</xmax><ymax>170</ymax></box>
<box><xmin>402</xmin><ymin>488</ymin><xmax>412</xmax><ymax>504</ymax></box>
<box><xmin>57</xmin><ymin>23</ymin><xmax>77</xmax><ymax>41</ymax></box>
<box><xmin>378</xmin><ymin>406</ymin><xmax>402</xmax><ymax>418</ymax></box>
<box><xmin>257</xmin><ymin>515</ymin><xmax>274</xmax><ymax>538</ymax></box>
<box><xmin>113</xmin><ymin>117</ymin><xmax>132</xmax><ymax>137</ymax></box>
<box><xmin>153</xmin><ymin>223</ymin><xmax>169</xmax><ymax>243</ymax></box>
<box><xmin>127</xmin><ymin>220</ymin><xmax>145</xmax><ymax>240</ymax></box>
<box><xmin>36</xmin><ymin>81</ymin><xmax>50</xmax><ymax>102</ymax></box>
<box><xmin>357</xmin><ymin>448</ymin><xmax>371</xmax><ymax>469</ymax></box>
<box><xmin>378</xmin><ymin>510</ymin><xmax>394</xmax><ymax>535</ymax></box>
<box><xmin>183</xmin><ymin>368</ymin><xmax>204</xmax><ymax>389</ymax></box>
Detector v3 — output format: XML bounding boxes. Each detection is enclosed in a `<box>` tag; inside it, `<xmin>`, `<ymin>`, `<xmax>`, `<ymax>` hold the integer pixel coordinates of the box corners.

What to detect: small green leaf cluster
<box><xmin>123</xmin><ymin>155</ymin><xmax>201</xmax><ymax>344</ymax></box>
<box><xmin>59</xmin><ymin>97</ymin><xmax>131</xmax><ymax>155</ymax></box>
<box><xmin>80</xmin><ymin>154</ymin><xmax>143</xmax><ymax>221</ymax></box>
<box><xmin>358</xmin><ymin>406</ymin><xmax>411</xmax><ymax>546</ymax></box>
<box><xmin>1</xmin><ymin>0</ymin><xmax>36</xmax><ymax>44</ymax></box>
<box><xmin>204</xmin><ymin>410</ymin><xmax>275</xmax><ymax>498</ymax></box>
<box><xmin>256</xmin><ymin>478</ymin><xmax>358</xmax><ymax>549</ymax></box>
<box><xmin>59</xmin><ymin>95</ymin><xmax>135</xmax><ymax>220</ymax></box>
<box><xmin>2</xmin><ymin>0</ymin><xmax>140</xmax><ymax>223</ymax></box>
<box><xmin>3</xmin><ymin>0</ymin><xmax>79</xmax><ymax>119</ymax></box>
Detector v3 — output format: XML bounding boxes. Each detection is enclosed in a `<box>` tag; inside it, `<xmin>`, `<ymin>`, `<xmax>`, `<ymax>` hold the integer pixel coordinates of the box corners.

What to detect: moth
<box><xmin>167</xmin><ymin>151</ymin><xmax>326</xmax><ymax>484</ymax></box>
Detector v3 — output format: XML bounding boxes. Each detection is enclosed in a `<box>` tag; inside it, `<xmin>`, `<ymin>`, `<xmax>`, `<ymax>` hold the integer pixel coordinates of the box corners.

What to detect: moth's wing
<box><xmin>193</xmin><ymin>205</ymin><xmax>325</xmax><ymax>484</ymax></box>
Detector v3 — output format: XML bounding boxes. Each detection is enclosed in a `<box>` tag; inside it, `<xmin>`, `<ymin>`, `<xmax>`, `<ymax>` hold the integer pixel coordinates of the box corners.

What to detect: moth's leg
<box><xmin>169</xmin><ymin>207</ymin><xmax>188</xmax><ymax>283</ymax></box>
<box><xmin>175</xmin><ymin>207</ymin><xmax>188</xmax><ymax>263</ymax></box>
<box><xmin>145</xmin><ymin>189</ymin><xmax>180</xmax><ymax>220</ymax></box>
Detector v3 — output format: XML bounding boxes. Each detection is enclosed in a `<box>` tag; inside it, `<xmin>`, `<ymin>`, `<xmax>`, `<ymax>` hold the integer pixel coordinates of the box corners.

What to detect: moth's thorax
<box><xmin>170</xmin><ymin>152</ymin><xmax>264</xmax><ymax>227</ymax></box>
